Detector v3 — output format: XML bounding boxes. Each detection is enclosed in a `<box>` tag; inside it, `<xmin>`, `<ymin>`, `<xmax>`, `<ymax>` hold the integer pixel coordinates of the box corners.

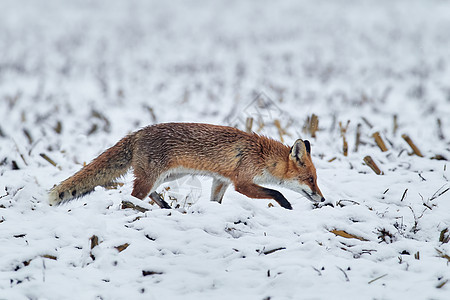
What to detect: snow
<box><xmin>1</xmin><ymin>0</ymin><xmax>450</xmax><ymax>299</ymax></box>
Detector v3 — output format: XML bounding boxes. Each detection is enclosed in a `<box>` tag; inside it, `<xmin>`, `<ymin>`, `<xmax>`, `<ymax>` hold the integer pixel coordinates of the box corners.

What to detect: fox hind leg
<box><xmin>131</xmin><ymin>176</ymin><xmax>152</xmax><ymax>200</ymax></box>
<box><xmin>210</xmin><ymin>178</ymin><xmax>230</xmax><ymax>204</ymax></box>
<box><xmin>131</xmin><ymin>168</ymin><xmax>171</xmax><ymax>209</ymax></box>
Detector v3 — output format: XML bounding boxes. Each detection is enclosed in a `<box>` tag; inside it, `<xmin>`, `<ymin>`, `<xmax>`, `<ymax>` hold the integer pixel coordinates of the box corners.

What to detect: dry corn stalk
<box><xmin>90</xmin><ymin>235</ymin><xmax>99</xmax><ymax>250</ymax></box>
<box><xmin>303</xmin><ymin>114</ymin><xmax>319</xmax><ymax>138</ymax></box>
<box><xmin>393</xmin><ymin>115</ymin><xmax>398</xmax><ymax>136</ymax></box>
<box><xmin>40</xmin><ymin>153</ymin><xmax>60</xmax><ymax>169</ymax></box>
<box><xmin>88</xmin><ymin>110</ymin><xmax>111</xmax><ymax>135</ymax></box>
<box><xmin>23</xmin><ymin>129</ymin><xmax>33</xmax><ymax>144</ymax></box>
<box><xmin>144</xmin><ymin>105</ymin><xmax>157</xmax><ymax>123</ymax></box>
<box><xmin>339</xmin><ymin>121</ymin><xmax>350</xmax><ymax>156</ymax></box>
<box><xmin>364</xmin><ymin>155</ymin><xmax>382</xmax><ymax>175</ymax></box>
<box><xmin>436</xmin><ymin>248</ymin><xmax>450</xmax><ymax>263</ymax></box>
<box><xmin>402</xmin><ymin>134</ymin><xmax>423</xmax><ymax>157</ymax></box>
<box><xmin>90</xmin><ymin>235</ymin><xmax>99</xmax><ymax>261</ymax></box>
<box><xmin>54</xmin><ymin>121</ymin><xmax>62</xmax><ymax>134</ymax></box>
<box><xmin>142</xmin><ymin>270</ymin><xmax>164</xmax><ymax>276</ymax></box>
<box><xmin>439</xmin><ymin>229</ymin><xmax>449</xmax><ymax>244</ymax></box>
<box><xmin>437</xmin><ymin>118</ymin><xmax>445</xmax><ymax>140</ymax></box>
<box><xmin>431</xmin><ymin>154</ymin><xmax>447</xmax><ymax>161</ymax></box>
<box><xmin>436</xmin><ymin>280</ymin><xmax>448</xmax><ymax>289</ymax></box>
<box><xmin>41</xmin><ymin>254</ymin><xmax>57</xmax><ymax>260</ymax></box>
<box><xmin>362</xmin><ymin>117</ymin><xmax>373</xmax><ymax>129</ymax></box>
<box><xmin>400</xmin><ymin>189</ymin><xmax>408</xmax><ymax>201</ymax></box>
<box><xmin>121</xmin><ymin>200</ymin><xmax>149</xmax><ymax>213</ymax></box>
<box><xmin>330</xmin><ymin>229</ymin><xmax>367</xmax><ymax>241</ymax></box>
<box><xmin>274</xmin><ymin>119</ymin><xmax>290</xmax><ymax>143</ymax></box>
<box><xmin>342</xmin><ymin>139</ymin><xmax>348</xmax><ymax>156</ymax></box>
<box><xmin>115</xmin><ymin>243</ymin><xmax>130</xmax><ymax>253</ymax></box>
<box><xmin>245</xmin><ymin>117</ymin><xmax>253</xmax><ymax>133</ymax></box>
<box><xmin>256</xmin><ymin>118</ymin><xmax>265</xmax><ymax>132</ymax></box>
<box><xmin>372</xmin><ymin>131</ymin><xmax>388</xmax><ymax>152</ymax></box>
<box><xmin>368</xmin><ymin>274</ymin><xmax>388</xmax><ymax>284</ymax></box>
<box><xmin>354</xmin><ymin>123</ymin><xmax>361</xmax><ymax>152</ymax></box>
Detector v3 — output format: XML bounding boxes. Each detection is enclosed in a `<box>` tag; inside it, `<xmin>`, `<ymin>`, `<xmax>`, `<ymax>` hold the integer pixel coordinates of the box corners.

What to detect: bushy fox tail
<box><xmin>49</xmin><ymin>134</ymin><xmax>135</xmax><ymax>205</ymax></box>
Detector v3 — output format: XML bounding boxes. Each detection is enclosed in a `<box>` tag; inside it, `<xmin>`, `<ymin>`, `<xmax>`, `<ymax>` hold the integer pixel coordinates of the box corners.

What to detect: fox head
<box><xmin>285</xmin><ymin>139</ymin><xmax>325</xmax><ymax>202</ymax></box>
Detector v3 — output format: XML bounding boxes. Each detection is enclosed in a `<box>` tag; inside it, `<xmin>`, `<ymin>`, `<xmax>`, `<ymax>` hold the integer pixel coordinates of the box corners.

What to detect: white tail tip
<box><xmin>48</xmin><ymin>187</ymin><xmax>62</xmax><ymax>206</ymax></box>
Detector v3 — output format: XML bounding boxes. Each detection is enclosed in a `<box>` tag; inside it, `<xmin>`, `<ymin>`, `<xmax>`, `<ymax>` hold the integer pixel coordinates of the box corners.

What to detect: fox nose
<box><xmin>320</xmin><ymin>197</ymin><xmax>325</xmax><ymax>202</ymax></box>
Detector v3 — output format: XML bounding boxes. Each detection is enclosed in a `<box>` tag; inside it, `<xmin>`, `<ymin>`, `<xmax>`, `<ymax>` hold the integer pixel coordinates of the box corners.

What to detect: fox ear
<box><xmin>304</xmin><ymin>140</ymin><xmax>311</xmax><ymax>154</ymax></box>
<box><xmin>290</xmin><ymin>139</ymin><xmax>307</xmax><ymax>162</ymax></box>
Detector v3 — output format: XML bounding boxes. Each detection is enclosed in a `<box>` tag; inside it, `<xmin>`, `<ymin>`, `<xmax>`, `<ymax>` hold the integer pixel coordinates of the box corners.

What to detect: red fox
<box><xmin>49</xmin><ymin>123</ymin><xmax>325</xmax><ymax>209</ymax></box>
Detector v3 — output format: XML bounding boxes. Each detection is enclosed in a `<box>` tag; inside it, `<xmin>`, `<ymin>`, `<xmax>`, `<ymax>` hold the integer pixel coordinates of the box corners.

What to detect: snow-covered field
<box><xmin>1</xmin><ymin>0</ymin><xmax>450</xmax><ymax>299</ymax></box>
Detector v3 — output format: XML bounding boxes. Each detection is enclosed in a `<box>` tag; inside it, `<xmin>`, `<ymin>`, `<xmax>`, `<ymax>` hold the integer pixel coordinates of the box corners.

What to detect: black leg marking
<box><xmin>150</xmin><ymin>192</ymin><xmax>171</xmax><ymax>209</ymax></box>
<box><xmin>263</xmin><ymin>188</ymin><xmax>292</xmax><ymax>210</ymax></box>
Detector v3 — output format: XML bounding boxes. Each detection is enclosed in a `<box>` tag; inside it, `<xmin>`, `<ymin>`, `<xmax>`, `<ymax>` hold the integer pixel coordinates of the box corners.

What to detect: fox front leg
<box><xmin>210</xmin><ymin>178</ymin><xmax>230</xmax><ymax>204</ymax></box>
<box><xmin>234</xmin><ymin>183</ymin><xmax>293</xmax><ymax>210</ymax></box>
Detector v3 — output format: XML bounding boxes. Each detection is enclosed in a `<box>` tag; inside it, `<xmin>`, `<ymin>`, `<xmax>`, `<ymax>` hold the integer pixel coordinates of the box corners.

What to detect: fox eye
<box><xmin>309</xmin><ymin>177</ymin><xmax>314</xmax><ymax>184</ymax></box>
